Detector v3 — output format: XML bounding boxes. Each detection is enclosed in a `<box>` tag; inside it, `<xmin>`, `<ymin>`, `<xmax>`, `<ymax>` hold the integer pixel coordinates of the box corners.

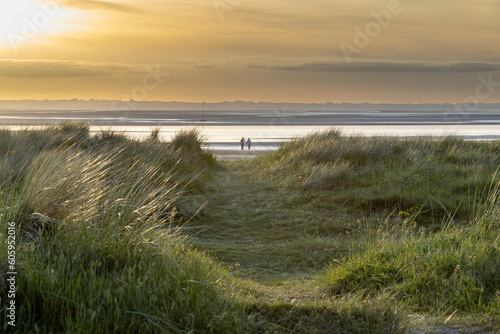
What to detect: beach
<box><xmin>210</xmin><ymin>149</ymin><xmax>267</xmax><ymax>160</ymax></box>
<box><xmin>3</xmin><ymin>108</ymin><xmax>500</xmax><ymax>149</ymax></box>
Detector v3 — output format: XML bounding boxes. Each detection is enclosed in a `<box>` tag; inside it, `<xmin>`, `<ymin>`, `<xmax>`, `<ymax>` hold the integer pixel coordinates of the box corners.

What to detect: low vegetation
<box><xmin>264</xmin><ymin>129</ymin><xmax>500</xmax><ymax>221</ymax></box>
<box><xmin>320</xmin><ymin>204</ymin><xmax>500</xmax><ymax>313</ymax></box>
<box><xmin>260</xmin><ymin>131</ymin><xmax>500</xmax><ymax>324</ymax></box>
<box><xmin>0</xmin><ymin>123</ymin><xmax>499</xmax><ymax>333</ymax></box>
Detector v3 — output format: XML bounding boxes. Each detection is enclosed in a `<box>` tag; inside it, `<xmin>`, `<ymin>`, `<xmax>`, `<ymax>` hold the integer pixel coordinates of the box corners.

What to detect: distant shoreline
<box><xmin>1</xmin><ymin>100</ymin><xmax>500</xmax><ymax>112</ymax></box>
<box><xmin>4</xmin><ymin>109</ymin><xmax>500</xmax><ymax>147</ymax></box>
<box><xmin>2</xmin><ymin>108</ymin><xmax>500</xmax><ymax>127</ymax></box>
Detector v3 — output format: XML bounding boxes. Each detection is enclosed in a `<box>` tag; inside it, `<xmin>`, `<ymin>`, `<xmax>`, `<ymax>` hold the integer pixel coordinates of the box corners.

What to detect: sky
<box><xmin>0</xmin><ymin>0</ymin><xmax>499</xmax><ymax>103</ymax></box>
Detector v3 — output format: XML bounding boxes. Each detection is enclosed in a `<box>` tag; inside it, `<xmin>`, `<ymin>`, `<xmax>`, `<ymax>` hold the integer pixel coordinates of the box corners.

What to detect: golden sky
<box><xmin>0</xmin><ymin>0</ymin><xmax>499</xmax><ymax>103</ymax></box>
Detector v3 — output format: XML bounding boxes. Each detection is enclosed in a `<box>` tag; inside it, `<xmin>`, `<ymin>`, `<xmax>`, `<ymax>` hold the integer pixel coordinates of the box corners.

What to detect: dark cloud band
<box><xmin>0</xmin><ymin>59</ymin><xmax>135</xmax><ymax>78</ymax></box>
<box><xmin>249</xmin><ymin>61</ymin><xmax>500</xmax><ymax>73</ymax></box>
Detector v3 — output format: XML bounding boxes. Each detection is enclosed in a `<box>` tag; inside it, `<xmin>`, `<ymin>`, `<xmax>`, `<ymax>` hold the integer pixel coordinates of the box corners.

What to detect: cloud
<box><xmin>60</xmin><ymin>0</ymin><xmax>143</xmax><ymax>13</ymax></box>
<box><xmin>0</xmin><ymin>59</ymin><xmax>136</xmax><ymax>78</ymax></box>
<box><xmin>248</xmin><ymin>61</ymin><xmax>500</xmax><ymax>73</ymax></box>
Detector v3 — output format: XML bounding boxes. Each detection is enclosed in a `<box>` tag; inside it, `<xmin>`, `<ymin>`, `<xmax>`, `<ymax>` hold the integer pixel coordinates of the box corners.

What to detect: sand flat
<box><xmin>211</xmin><ymin>149</ymin><xmax>267</xmax><ymax>160</ymax></box>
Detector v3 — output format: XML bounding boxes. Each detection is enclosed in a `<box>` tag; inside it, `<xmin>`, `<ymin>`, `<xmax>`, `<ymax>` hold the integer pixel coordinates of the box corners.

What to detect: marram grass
<box><xmin>319</xmin><ymin>177</ymin><xmax>500</xmax><ymax>315</ymax></box>
<box><xmin>263</xmin><ymin>129</ymin><xmax>500</xmax><ymax>221</ymax></box>
<box><xmin>0</xmin><ymin>125</ymin><xmax>401</xmax><ymax>333</ymax></box>
<box><xmin>0</xmin><ymin>124</ymin><xmax>244</xmax><ymax>333</ymax></box>
<box><xmin>2</xmin><ymin>124</ymin><xmax>499</xmax><ymax>332</ymax></box>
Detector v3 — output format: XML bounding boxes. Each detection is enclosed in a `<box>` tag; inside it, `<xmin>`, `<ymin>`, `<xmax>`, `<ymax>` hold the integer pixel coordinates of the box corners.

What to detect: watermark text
<box><xmin>5</xmin><ymin>221</ymin><xmax>17</xmax><ymax>327</ymax></box>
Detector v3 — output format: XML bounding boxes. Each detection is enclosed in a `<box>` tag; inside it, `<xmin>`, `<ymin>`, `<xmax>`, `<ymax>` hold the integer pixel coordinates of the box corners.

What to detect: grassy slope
<box><xmin>0</xmin><ymin>125</ymin><xmax>245</xmax><ymax>333</ymax></box>
<box><xmin>190</xmin><ymin>161</ymin><xmax>358</xmax><ymax>279</ymax></box>
<box><xmin>0</xmin><ymin>124</ymin><xmax>402</xmax><ymax>333</ymax></box>
<box><xmin>263</xmin><ymin>130</ymin><xmax>500</xmax><ymax>222</ymax></box>
<box><xmin>184</xmin><ymin>131</ymin><xmax>500</xmax><ymax>333</ymax></box>
<box><xmin>183</xmin><ymin>161</ymin><xmax>403</xmax><ymax>333</ymax></box>
<box><xmin>1</xmin><ymin>125</ymin><xmax>499</xmax><ymax>333</ymax></box>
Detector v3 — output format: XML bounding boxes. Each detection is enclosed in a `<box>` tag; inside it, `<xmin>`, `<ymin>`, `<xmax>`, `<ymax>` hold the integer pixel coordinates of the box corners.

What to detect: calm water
<box><xmin>91</xmin><ymin>124</ymin><xmax>500</xmax><ymax>151</ymax></box>
<box><xmin>7</xmin><ymin>124</ymin><xmax>500</xmax><ymax>151</ymax></box>
<box><xmin>5</xmin><ymin>109</ymin><xmax>500</xmax><ymax>151</ymax></box>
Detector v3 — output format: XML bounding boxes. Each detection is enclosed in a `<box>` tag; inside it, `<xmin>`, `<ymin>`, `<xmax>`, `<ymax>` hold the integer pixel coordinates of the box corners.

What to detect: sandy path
<box><xmin>211</xmin><ymin>149</ymin><xmax>268</xmax><ymax>160</ymax></box>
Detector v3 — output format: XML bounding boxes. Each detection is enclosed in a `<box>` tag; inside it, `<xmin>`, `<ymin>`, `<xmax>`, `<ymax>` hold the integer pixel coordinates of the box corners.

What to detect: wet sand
<box><xmin>211</xmin><ymin>150</ymin><xmax>267</xmax><ymax>160</ymax></box>
<box><xmin>2</xmin><ymin>108</ymin><xmax>500</xmax><ymax>127</ymax></box>
<box><xmin>4</xmin><ymin>109</ymin><xmax>500</xmax><ymax>146</ymax></box>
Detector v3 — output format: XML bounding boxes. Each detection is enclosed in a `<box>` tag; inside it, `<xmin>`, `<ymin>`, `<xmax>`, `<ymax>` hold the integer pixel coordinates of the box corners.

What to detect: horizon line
<box><xmin>1</xmin><ymin>99</ymin><xmax>500</xmax><ymax>106</ymax></box>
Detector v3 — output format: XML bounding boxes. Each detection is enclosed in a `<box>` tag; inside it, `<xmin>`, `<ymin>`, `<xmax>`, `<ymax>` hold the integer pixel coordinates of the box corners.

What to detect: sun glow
<box><xmin>0</xmin><ymin>0</ymin><xmax>84</xmax><ymax>47</ymax></box>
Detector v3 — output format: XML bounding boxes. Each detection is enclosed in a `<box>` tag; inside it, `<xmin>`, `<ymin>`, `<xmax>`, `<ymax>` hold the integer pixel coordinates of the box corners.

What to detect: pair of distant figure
<box><xmin>240</xmin><ymin>137</ymin><xmax>252</xmax><ymax>150</ymax></box>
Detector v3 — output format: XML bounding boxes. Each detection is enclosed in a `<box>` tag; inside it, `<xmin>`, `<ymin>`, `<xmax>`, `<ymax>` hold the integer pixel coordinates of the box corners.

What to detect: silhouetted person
<box><xmin>247</xmin><ymin>138</ymin><xmax>252</xmax><ymax>150</ymax></box>
<box><xmin>240</xmin><ymin>137</ymin><xmax>245</xmax><ymax>150</ymax></box>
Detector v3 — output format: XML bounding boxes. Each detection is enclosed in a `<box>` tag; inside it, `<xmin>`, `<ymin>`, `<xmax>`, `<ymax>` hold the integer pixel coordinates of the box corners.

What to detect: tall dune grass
<box><xmin>252</xmin><ymin>129</ymin><xmax>500</xmax><ymax>318</ymax></box>
<box><xmin>264</xmin><ymin>129</ymin><xmax>500</xmax><ymax>221</ymax></box>
<box><xmin>2</xmin><ymin>124</ymin><xmax>497</xmax><ymax>332</ymax></box>
<box><xmin>0</xmin><ymin>124</ymin><xmax>243</xmax><ymax>333</ymax></box>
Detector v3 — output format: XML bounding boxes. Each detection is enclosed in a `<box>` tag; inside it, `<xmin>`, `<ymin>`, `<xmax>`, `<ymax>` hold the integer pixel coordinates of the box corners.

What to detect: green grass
<box><xmin>261</xmin><ymin>129</ymin><xmax>500</xmax><ymax>222</ymax></box>
<box><xmin>318</xmin><ymin>177</ymin><xmax>500</xmax><ymax>317</ymax></box>
<box><xmin>319</xmin><ymin>216</ymin><xmax>500</xmax><ymax>313</ymax></box>
<box><xmin>188</xmin><ymin>129</ymin><xmax>500</xmax><ymax>331</ymax></box>
<box><xmin>1</xmin><ymin>124</ymin><xmax>499</xmax><ymax>333</ymax></box>
<box><xmin>0</xmin><ymin>124</ymin><xmax>245</xmax><ymax>333</ymax></box>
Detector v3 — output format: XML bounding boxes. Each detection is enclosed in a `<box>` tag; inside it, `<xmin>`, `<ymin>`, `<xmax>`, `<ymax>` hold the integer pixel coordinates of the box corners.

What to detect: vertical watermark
<box><xmin>5</xmin><ymin>221</ymin><xmax>17</xmax><ymax>327</ymax></box>
<box><xmin>340</xmin><ymin>0</ymin><xmax>412</xmax><ymax>63</ymax></box>
<box><xmin>213</xmin><ymin>0</ymin><xmax>244</xmax><ymax>21</ymax></box>
<box><xmin>111</xmin><ymin>65</ymin><xmax>169</xmax><ymax>118</ymax></box>
<box><xmin>8</xmin><ymin>0</ymin><xmax>66</xmax><ymax>51</ymax></box>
